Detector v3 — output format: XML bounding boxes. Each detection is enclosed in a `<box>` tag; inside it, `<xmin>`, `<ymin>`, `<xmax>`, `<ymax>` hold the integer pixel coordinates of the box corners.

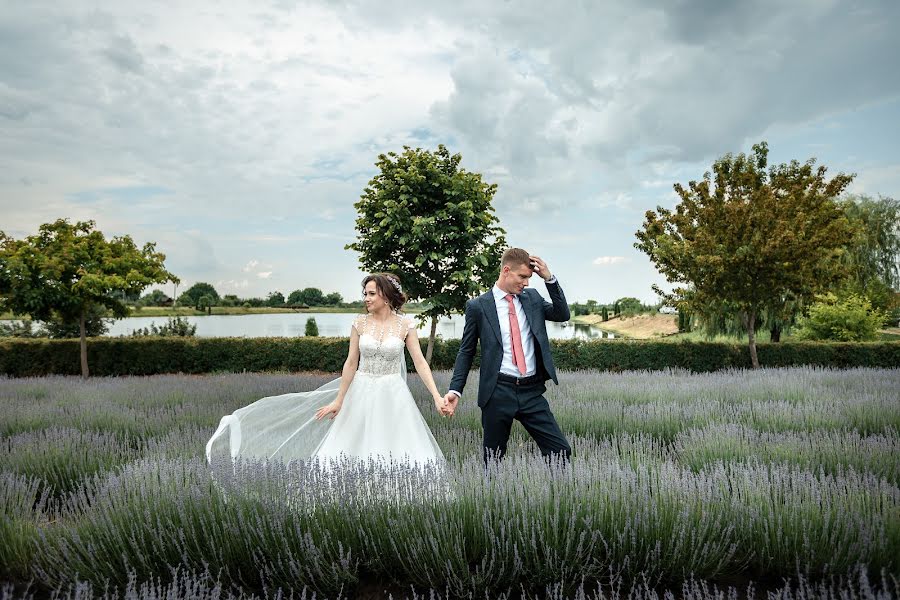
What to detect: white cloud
<box><xmin>593</xmin><ymin>256</ymin><xmax>626</xmax><ymax>266</ymax></box>
<box><xmin>0</xmin><ymin>1</ymin><xmax>897</xmax><ymax>304</ymax></box>
<box><xmin>217</xmin><ymin>279</ymin><xmax>250</xmax><ymax>290</ymax></box>
<box><xmin>848</xmin><ymin>163</ymin><xmax>900</xmax><ymax>197</ymax></box>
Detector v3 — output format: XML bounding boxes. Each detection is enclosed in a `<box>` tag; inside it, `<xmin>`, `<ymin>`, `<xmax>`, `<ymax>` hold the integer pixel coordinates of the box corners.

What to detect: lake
<box><xmin>102</xmin><ymin>312</ymin><xmax>616</xmax><ymax>339</ymax></box>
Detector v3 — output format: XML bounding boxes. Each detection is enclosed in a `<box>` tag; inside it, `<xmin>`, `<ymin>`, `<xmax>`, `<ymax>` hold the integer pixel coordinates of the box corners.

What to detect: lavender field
<box><xmin>1</xmin><ymin>368</ymin><xmax>899</xmax><ymax>599</ymax></box>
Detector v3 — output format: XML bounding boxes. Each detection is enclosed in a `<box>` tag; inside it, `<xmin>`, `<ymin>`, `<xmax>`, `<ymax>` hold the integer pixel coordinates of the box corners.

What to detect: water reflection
<box><xmin>571</xmin><ymin>323</ymin><xmax>616</xmax><ymax>339</ymax></box>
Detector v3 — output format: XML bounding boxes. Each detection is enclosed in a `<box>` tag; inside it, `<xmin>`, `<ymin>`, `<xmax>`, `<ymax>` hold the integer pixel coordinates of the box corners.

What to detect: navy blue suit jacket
<box><xmin>449</xmin><ymin>280</ymin><xmax>569</xmax><ymax>407</ymax></box>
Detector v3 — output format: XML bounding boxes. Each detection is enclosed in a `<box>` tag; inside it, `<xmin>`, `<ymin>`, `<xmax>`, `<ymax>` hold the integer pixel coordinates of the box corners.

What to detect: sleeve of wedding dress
<box><xmin>400</xmin><ymin>315</ymin><xmax>416</xmax><ymax>380</ymax></box>
<box><xmin>351</xmin><ymin>314</ymin><xmax>365</xmax><ymax>334</ymax></box>
<box><xmin>402</xmin><ymin>315</ymin><xmax>416</xmax><ymax>337</ymax></box>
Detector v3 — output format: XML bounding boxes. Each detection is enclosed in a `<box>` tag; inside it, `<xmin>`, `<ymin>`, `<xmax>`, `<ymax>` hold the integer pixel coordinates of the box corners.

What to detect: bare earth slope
<box><xmin>574</xmin><ymin>313</ymin><xmax>678</xmax><ymax>339</ymax></box>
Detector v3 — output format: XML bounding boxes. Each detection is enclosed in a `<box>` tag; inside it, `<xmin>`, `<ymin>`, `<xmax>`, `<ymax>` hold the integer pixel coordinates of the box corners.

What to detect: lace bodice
<box><xmin>354</xmin><ymin>313</ymin><xmax>413</xmax><ymax>377</ymax></box>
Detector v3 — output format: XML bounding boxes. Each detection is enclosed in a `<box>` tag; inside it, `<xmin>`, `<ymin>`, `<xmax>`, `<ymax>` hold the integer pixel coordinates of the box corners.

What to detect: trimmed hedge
<box><xmin>1</xmin><ymin>337</ymin><xmax>898</xmax><ymax>377</ymax></box>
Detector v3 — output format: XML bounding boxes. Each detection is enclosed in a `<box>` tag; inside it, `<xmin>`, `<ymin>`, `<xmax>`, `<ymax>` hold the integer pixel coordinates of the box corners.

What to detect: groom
<box><xmin>444</xmin><ymin>248</ymin><xmax>572</xmax><ymax>464</ymax></box>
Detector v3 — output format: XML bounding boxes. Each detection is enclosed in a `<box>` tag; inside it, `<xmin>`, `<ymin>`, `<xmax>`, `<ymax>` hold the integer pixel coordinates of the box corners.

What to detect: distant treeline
<box><xmin>568</xmin><ymin>297</ymin><xmax>659</xmax><ymax>318</ymax></box>
<box><xmin>138</xmin><ymin>283</ymin><xmax>351</xmax><ymax>309</ymax></box>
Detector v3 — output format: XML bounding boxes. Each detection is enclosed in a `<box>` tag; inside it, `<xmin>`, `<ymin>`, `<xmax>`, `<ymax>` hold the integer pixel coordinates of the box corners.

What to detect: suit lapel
<box><xmin>519</xmin><ymin>290</ymin><xmax>540</xmax><ymax>333</ymax></box>
<box><xmin>481</xmin><ymin>292</ymin><xmax>502</xmax><ymax>345</ymax></box>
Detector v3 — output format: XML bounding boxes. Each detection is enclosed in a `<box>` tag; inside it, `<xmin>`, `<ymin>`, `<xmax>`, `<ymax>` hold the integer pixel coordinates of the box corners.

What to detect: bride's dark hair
<box><xmin>361</xmin><ymin>273</ymin><xmax>407</xmax><ymax>312</ymax></box>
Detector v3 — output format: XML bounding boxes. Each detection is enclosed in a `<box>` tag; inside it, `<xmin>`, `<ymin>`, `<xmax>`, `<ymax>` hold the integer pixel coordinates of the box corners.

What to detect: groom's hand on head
<box><xmin>529</xmin><ymin>255</ymin><xmax>552</xmax><ymax>281</ymax></box>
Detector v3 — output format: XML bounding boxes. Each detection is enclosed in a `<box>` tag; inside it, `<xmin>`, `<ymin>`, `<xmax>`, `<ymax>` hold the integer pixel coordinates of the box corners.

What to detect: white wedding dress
<box><xmin>206</xmin><ymin>313</ymin><xmax>445</xmax><ymax>468</ymax></box>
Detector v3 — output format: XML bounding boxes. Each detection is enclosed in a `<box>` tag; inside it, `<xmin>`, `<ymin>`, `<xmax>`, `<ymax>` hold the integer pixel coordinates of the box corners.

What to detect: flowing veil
<box><xmin>206</xmin><ymin>347</ymin><xmax>408</xmax><ymax>464</ymax></box>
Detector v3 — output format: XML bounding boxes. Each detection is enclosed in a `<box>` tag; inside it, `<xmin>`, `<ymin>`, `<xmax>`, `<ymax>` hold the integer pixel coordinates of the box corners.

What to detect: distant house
<box><xmin>658</xmin><ymin>306</ymin><xmax>678</xmax><ymax>314</ymax></box>
<box><xmin>158</xmin><ymin>295</ymin><xmax>174</xmax><ymax>307</ymax></box>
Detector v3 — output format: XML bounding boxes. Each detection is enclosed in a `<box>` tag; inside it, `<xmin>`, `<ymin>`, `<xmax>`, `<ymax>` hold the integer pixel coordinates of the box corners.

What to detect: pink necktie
<box><xmin>505</xmin><ymin>294</ymin><xmax>527</xmax><ymax>375</ymax></box>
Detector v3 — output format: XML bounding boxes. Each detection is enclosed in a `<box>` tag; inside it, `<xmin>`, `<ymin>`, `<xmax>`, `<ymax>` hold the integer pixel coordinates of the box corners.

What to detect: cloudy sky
<box><xmin>2</xmin><ymin>1</ymin><xmax>899</xmax><ymax>305</ymax></box>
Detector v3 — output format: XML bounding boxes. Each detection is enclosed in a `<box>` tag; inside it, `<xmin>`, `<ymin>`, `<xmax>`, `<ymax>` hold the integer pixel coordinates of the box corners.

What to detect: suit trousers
<box><xmin>481</xmin><ymin>378</ymin><xmax>571</xmax><ymax>464</ymax></box>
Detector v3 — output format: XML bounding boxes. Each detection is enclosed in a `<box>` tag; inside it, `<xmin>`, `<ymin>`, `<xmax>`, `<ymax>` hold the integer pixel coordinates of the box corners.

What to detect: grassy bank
<box><xmin>1</xmin><ymin>368</ymin><xmax>897</xmax><ymax>598</ymax></box>
<box><xmin>575</xmin><ymin>313</ymin><xmax>900</xmax><ymax>343</ymax></box>
<box><xmin>882</xmin><ymin>327</ymin><xmax>900</xmax><ymax>341</ymax></box>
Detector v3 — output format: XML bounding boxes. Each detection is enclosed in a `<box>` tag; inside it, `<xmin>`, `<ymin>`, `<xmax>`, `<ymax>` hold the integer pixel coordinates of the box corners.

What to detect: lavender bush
<box><xmin>0</xmin><ymin>368</ymin><xmax>897</xmax><ymax>599</ymax></box>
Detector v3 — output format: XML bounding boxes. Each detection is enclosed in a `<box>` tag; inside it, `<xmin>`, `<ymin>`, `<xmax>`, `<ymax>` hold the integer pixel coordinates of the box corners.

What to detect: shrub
<box><xmin>197</xmin><ymin>295</ymin><xmax>214</xmax><ymax>315</ymax></box>
<box><xmin>0</xmin><ymin>320</ymin><xmax>43</xmax><ymax>338</ymax></box>
<box><xmin>795</xmin><ymin>294</ymin><xmax>885</xmax><ymax>341</ymax></box>
<box><xmin>131</xmin><ymin>317</ymin><xmax>197</xmax><ymax>337</ymax></box>
<box><xmin>305</xmin><ymin>318</ymin><xmax>319</xmax><ymax>337</ymax></box>
<box><xmin>0</xmin><ymin>338</ymin><xmax>897</xmax><ymax>377</ymax></box>
<box><xmin>889</xmin><ymin>305</ymin><xmax>900</xmax><ymax>328</ymax></box>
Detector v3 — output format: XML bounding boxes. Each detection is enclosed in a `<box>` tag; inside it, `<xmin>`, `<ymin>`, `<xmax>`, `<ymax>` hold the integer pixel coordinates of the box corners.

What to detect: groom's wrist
<box><xmin>449</xmin><ymin>390</ymin><xmax>461</xmax><ymax>398</ymax></box>
<box><xmin>546</xmin><ymin>275</ymin><xmax>557</xmax><ymax>284</ymax></box>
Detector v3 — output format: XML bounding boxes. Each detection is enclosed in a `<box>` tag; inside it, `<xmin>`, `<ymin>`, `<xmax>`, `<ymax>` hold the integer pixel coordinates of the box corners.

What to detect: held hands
<box><xmin>529</xmin><ymin>255</ymin><xmax>552</xmax><ymax>281</ymax></box>
<box><xmin>433</xmin><ymin>395</ymin><xmax>450</xmax><ymax>416</ymax></box>
<box><xmin>442</xmin><ymin>392</ymin><xmax>459</xmax><ymax>417</ymax></box>
<box><xmin>315</xmin><ymin>401</ymin><xmax>341</xmax><ymax>420</ymax></box>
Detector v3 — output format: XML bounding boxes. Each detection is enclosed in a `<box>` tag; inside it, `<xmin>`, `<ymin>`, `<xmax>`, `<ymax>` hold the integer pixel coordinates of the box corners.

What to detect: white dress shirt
<box><xmin>493</xmin><ymin>285</ymin><xmax>537</xmax><ymax>378</ymax></box>
<box><xmin>449</xmin><ymin>276</ymin><xmax>557</xmax><ymax>398</ymax></box>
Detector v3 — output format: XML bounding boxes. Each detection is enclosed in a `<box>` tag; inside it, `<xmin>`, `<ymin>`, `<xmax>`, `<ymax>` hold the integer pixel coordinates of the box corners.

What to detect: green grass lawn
<box><xmin>879</xmin><ymin>328</ymin><xmax>900</xmax><ymax>341</ymax></box>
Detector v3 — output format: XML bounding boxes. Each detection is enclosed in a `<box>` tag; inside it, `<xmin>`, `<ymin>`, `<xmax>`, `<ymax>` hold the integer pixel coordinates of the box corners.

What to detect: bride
<box><xmin>206</xmin><ymin>273</ymin><xmax>449</xmax><ymax>467</ymax></box>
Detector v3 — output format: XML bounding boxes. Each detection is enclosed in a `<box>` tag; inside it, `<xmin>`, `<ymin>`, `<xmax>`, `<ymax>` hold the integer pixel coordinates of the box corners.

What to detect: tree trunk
<box><xmin>425</xmin><ymin>316</ymin><xmax>438</xmax><ymax>365</ymax></box>
<box><xmin>770</xmin><ymin>323</ymin><xmax>781</xmax><ymax>343</ymax></box>
<box><xmin>79</xmin><ymin>309</ymin><xmax>89</xmax><ymax>378</ymax></box>
<box><xmin>747</xmin><ymin>310</ymin><xmax>760</xmax><ymax>369</ymax></box>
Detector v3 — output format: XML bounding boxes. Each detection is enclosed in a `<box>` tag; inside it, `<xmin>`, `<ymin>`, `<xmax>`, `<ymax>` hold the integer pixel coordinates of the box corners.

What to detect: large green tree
<box><xmin>839</xmin><ymin>194</ymin><xmax>900</xmax><ymax>312</ymax></box>
<box><xmin>635</xmin><ymin>142</ymin><xmax>855</xmax><ymax>368</ymax></box>
<box><xmin>0</xmin><ymin>219</ymin><xmax>177</xmax><ymax>377</ymax></box>
<box><xmin>614</xmin><ymin>297</ymin><xmax>643</xmax><ymax>316</ymax></box>
<box><xmin>347</xmin><ymin>144</ymin><xmax>507</xmax><ymax>363</ymax></box>
<box><xmin>266</xmin><ymin>291</ymin><xmax>286</xmax><ymax>307</ymax></box>
<box><xmin>299</xmin><ymin>287</ymin><xmax>325</xmax><ymax>306</ymax></box>
<box><xmin>177</xmin><ymin>282</ymin><xmax>219</xmax><ymax>308</ymax></box>
<box><xmin>287</xmin><ymin>288</ymin><xmax>331</xmax><ymax>306</ymax></box>
<box><xmin>287</xmin><ymin>289</ymin><xmax>304</xmax><ymax>306</ymax></box>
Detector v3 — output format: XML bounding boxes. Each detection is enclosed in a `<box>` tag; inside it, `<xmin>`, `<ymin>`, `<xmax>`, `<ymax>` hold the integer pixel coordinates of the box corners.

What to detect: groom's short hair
<box><xmin>501</xmin><ymin>248</ymin><xmax>531</xmax><ymax>269</ymax></box>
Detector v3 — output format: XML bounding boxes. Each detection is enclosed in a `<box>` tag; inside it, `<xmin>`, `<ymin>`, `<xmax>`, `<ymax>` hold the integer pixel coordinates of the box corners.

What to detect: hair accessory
<box><xmin>387</xmin><ymin>276</ymin><xmax>402</xmax><ymax>293</ymax></box>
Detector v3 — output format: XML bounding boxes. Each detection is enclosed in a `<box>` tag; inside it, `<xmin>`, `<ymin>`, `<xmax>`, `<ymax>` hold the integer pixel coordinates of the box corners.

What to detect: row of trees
<box><xmin>635</xmin><ymin>142</ymin><xmax>898</xmax><ymax>367</ymax></box>
<box><xmin>162</xmin><ymin>283</ymin><xmax>344</xmax><ymax>311</ymax></box>
<box><xmin>569</xmin><ymin>297</ymin><xmax>656</xmax><ymax>319</ymax></box>
<box><xmin>2</xmin><ymin>142</ymin><xmax>896</xmax><ymax>376</ymax></box>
